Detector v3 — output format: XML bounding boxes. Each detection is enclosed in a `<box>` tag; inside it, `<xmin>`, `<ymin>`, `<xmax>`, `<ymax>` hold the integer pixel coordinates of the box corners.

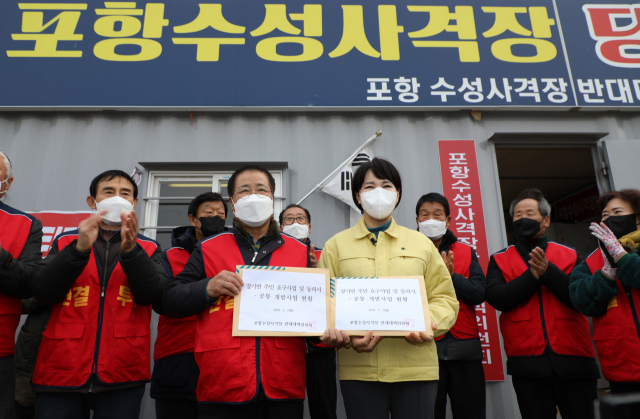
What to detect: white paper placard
<box><xmin>335</xmin><ymin>277</ymin><xmax>426</xmax><ymax>332</ymax></box>
<box><xmin>237</xmin><ymin>269</ymin><xmax>328</xmax><ymax>334</ymax></box>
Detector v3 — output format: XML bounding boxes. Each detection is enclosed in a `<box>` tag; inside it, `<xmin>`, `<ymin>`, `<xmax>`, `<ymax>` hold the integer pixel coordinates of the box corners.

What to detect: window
<box><xmin>142</xmin><ymin>170</ymin><xmax>284</xmax><ymax>250</ymax></box>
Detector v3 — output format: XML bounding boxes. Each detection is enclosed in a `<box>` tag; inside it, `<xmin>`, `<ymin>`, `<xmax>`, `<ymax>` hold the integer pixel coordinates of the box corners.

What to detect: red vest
<box><xmin>585</xmin><ymin>250</ymin><xmax>640</xmax><ymax>382</ymax></box>
<box><xmin>33</xmin><ymin>232</ymin><xmax>158</xmax><ymax>388</ymax></box>
<box><xmin>154</xmin><ymin>247</ymin><xmax>196</xmax><ymax>361</ymax></box>
<box><xmin>436</xmin><ymin>242</ymin><xmax>479</xmax><ymax>341</ymax></box>
<box><xmin>494</xmin><ymin>243</ymin><xmax>595</xmax><ymax>359</ymax></box>
<box><xmin>0</xmin><ymin>203</ymin><xmax>34</xmax><ymax>358</ymax></box>
<box><xmin>195</xmin><ymin>232</ymin><xmax>308</xmax><ymax>403</ymax></box>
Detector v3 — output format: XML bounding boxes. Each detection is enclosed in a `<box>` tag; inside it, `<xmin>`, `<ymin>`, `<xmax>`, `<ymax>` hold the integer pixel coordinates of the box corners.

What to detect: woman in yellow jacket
<box><xmin>319</xmin><ymin>158</ymin><xmax>459</xmax><ymax>419</ymax></box>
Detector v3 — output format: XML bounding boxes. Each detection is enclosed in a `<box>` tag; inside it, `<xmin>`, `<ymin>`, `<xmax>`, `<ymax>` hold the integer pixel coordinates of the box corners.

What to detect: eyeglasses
<box><xmin>283</xmin><ymin>216</ymin><xmax>308</xmax><ymax>225</ymax></box>
<box><xmin>234</xmin><ymin>185</ymin><xmax>272</xmax><ymax>199</ymax></box>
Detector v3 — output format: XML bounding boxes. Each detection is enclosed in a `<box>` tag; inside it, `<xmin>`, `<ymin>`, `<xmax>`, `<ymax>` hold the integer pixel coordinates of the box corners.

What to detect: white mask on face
<box><xmin>419</xmin><ymin>219</ymin><xmax>448</xmax><ymax>240</ymax></box>
<box><xmin>360</xmin><ymin>187</ymin><xmax>398</xmax><ymax>220</ymax></box>
<box><xmin>0</xmin><ymin>178</ymin><xmax>8</xmax><ymax>197</ymax></box>
<box><xmin>282</xmin><ymin>223</ymin><xmax>310</xmax><ymax>240</ymax></box>
<box><xmin>95</xmin><ymin>196</ymin><xmax>134</xmax><ymax>226</ymax></box>
<box><xmin>232</xmin><ymin>194</ymin><xmax>274</xmax><ymax>227</ymax></box>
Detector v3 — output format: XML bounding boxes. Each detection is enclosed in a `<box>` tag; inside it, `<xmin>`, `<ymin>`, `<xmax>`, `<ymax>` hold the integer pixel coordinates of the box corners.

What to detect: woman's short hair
<box><xmin>596</xmin><ymin>189</ymin><xmax>640</xmax><ymax>221</ymax></box>
<box><xmin>351</xmin><ymin>158</ymin><xmax>402</xmax><ymax>212</ymax></box>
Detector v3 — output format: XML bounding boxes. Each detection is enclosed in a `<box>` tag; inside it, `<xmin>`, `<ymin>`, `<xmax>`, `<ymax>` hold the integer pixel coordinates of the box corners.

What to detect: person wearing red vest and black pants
<box><xmin>152</xmin><ymin>191</ymin><xmax>229</xmax><ymax>419</ymax></box>
<box><xmin>163</xmin><ymin>166</ymin><xmax>313</xmax><ymax>419</ymax></box>
<box><xmin>415</xmin><ymin>193</ymin><xmax>486</xmax><ymax>419</ymax></box>
<box><xmin>29</xmin><ymin>170</ymin><xmax>169</xmax><ymax>419</ymax></box>
<box><xmin>486</xmin><ymin>188</ymin><xmax>600</xmax><ymax>419</ymax></box>
<box><xmin>569</xmin><ymin>189</ymin><xmax>640</xmax><ymax>406</ymax></box>
<box><xmin>0</xmin><ymin>151</ymin><xmax>43</xmax><ymax>419</ymax></box>
<box><xmin>279</xmin><ymin>204</ymin><xmax>336</xmax><ymax>419</ymax></box>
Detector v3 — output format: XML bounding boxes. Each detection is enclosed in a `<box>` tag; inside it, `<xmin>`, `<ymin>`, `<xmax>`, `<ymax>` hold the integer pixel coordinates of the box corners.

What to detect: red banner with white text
<box><xmin>438</xmin><ymin>140</ymin><xmax>504</xmax><ymax>381</ymax></box>
<box><xmin>28</xmin><ymin>211</ymin><xmax>93</xmax><ymax>257</ymax></box>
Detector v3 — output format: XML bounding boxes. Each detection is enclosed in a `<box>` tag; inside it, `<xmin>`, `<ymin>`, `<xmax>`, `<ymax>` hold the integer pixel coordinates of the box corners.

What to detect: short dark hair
<box><xmin>509</xmin><ymin>188</ymin><xmax>551</xmax><ymax>218</ymax></box>
<box><xmin>597</xmin><ymin>189</ymin><xmax>640</xmax><ymax>221</ymax></box>
<box><xmin>188</xmin><ymin>192</ymin><xmax>227</xmax><ymax>218</ymax></box>
<box><xmin>279</xmin><ymin>204</ymin><xmax>311</xmax><ymax>225</ymax></box>
<box><xmin>351</xmin><ymin>158</ymin><xmax>402</xmax><ymax>211</ymax></box>
<box><xmin>227</xmin><ymin>166</ymin><xmax>275</xmax><ymax>198</ymax></box>
<box><xmin>415</xmin><ymin>193</ymin><xmax>450</xmax><ymax>217</ymax></box>
<box><xmin>89</xmin><ymin>170</ymin><xmax>138</xmax><ymax>199</ymax></box>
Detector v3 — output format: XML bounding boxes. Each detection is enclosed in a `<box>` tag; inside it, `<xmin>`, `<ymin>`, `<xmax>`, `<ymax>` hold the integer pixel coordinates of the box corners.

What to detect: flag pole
<box><xmin>296</xmin><ymin>130</ymin><xmax>382</xmax><ymax>205</ymax></box>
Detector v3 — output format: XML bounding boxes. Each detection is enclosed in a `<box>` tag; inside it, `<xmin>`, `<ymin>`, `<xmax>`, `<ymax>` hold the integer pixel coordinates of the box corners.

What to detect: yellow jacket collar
<box><xmin>354</xmin><ymin>216</ymin><xmax>400</xmax><ymax>239</ymax></box>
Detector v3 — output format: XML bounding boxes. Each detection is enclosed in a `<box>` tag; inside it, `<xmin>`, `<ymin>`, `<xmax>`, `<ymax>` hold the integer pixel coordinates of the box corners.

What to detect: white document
<box><xmin>238</xmin><ymin>269</ymin><xmax>327</xmax><ymax>333</ymax></box>
<box><xmin>335</xmin><ymin>277</ymin><xmax>426</xmax><ymax>331</ymax></box>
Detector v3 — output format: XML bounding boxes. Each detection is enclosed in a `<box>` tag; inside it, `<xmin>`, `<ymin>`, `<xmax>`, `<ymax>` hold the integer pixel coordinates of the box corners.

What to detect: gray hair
<box><xmin>509</xmin><ymin>188</ymin><xmax>551</xmax><ymax>218</ymax></box>
<box><xmin>0</xmin><ymin>151</ymin><xmax>12</xmax><ymax>180</ymax></box>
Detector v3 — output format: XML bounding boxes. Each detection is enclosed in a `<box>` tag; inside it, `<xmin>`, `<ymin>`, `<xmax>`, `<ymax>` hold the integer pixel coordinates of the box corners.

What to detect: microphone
<box><xmin>370</xmin><ymin>238</ymin><xmax>377</xmax><ymax>246</ymax></box>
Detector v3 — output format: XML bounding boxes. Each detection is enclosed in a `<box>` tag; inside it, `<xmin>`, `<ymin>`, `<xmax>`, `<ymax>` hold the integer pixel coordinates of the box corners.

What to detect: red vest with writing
<box><xmin>436</xmin><ymin>242</ymin><xmax>479</xmax><ymax>341</ymax></box>
<box><xmin>494</xmin><ymin>243</ymin><xmax>595</xmax><ymax>359</ymax></box>
<box><xmin>33</xmin><ymin>232</ymin><xmax>158</xmax><ymax>388</ymax></box>
<box><xmin>0</xmin><ymin>203</ymin><xmax>34</xmax><ymax>358</ymax></box>
<box><xmin>195</xmin><ymin>232</ymin><xmax>308</xmax><ymax>403</ymax></box>
<box><xmin>585</xmin><ymin>250</ymin><xmax>640</xmax><ymax>382</ymax></box>
<box><xmin>154</xmin><ymin>247</ymin><xmax>196</xmax><ymax>361</ymax></box>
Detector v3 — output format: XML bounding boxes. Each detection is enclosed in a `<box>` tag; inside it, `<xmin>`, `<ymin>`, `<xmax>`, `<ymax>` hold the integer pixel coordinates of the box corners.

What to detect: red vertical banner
<box><xmin>438</xmin><ymin>140</ymin><xmax>505</xmax><ymax>382</ymax></box>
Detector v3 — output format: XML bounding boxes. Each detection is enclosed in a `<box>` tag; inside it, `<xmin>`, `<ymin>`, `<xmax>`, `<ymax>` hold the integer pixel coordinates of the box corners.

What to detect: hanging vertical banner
<box><xmin>28</xmin><ymin>211</ymin><xmax>93</xmax><ymax>257</ymax></box>
<box><xmin>438</xmin><ymin>140</ymin><xmax>504</xmax><ymax>382</ymax></box>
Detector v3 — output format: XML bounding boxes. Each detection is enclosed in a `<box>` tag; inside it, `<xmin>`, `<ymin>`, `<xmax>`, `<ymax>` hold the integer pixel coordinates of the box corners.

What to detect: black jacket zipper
<box><xmin>89</xmin><ymin>241</ymin><xmax>110</xmax><ymax>387</ymax></box>
<box><xmin>517</xmin><ymin>252</ymin><xmax>551</xmax><ymax>351</ymax></box>
<box><xmin>623</xmin><ymin>283</ymin><xmax>640</xmax><ymax>342</ymax></box>
<box><xmin>538</xmin><ymin>290</ymin><xmax>551</xmax><ymax>349</ymax></box>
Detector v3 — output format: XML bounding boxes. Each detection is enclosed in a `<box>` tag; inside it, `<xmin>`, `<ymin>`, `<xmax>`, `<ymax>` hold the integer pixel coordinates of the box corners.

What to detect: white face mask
<box><xmin>232</xmin><ymin>194</ymin><xmax>274</xmax><ymax>227</ymax></box>
<box><xmin>95</xmin><ymin>196</ymin><xmax>134</xmax><ymax>226</ymax></box>
<box><xmin>360</xmin><ymin>187</ymin><xmax>398</xmax><ymax>220</ymax></box>
<box><xmin>282</xmin><ymin>223</ymin><xmax>310</xmax><ymax>240</ymax></box>
<box><xmin>0</xmin><ymin>178</ymin><xmax>8</xmax><ymax>197</ymax></box>
<box><xmin>419</xmin><ymin>219</ymin><xmax>448</xmax><ymax>240</ymax></box>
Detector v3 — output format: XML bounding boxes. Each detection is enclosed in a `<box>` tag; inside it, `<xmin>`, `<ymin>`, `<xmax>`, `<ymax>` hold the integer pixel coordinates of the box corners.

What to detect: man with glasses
<box><xmin>163</xmin><ymin>166</ymin><xmax>312</xmax><ymax>419</ymax></box>
<box><xmin>279</xmin><ymin>204</ymin><xmax>320</xmax><ymax>267</ymax></box>
<box><xmin>279</xmin><ymin>204</ymin><xmax>337</xmax><ymax>419</ymax></box>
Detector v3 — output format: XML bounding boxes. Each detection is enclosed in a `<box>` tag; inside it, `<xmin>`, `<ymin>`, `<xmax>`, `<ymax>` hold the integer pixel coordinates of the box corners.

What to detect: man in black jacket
<box><xmin>486</xmin><ymin>188</ymin><xmax>600</xmax><ymax>419</ymax></box>
<box><xmin>152</xmin><ymin>192</ymin><xmax>228</xmax><ymax>419</ymax></box>
<box><xmin>29</xmin><ymin>170</ymin><xmax>169</xmax><ymax>419</ymax></box>
<box><xmin>416</xmin><ymin>193</ymin><xmax>486</xmax><ymax>419</ymax></box>
<box><xmin>0</xmin><ymin>151</ymin><xmax>43</xmax><ymax>419</ymax></box>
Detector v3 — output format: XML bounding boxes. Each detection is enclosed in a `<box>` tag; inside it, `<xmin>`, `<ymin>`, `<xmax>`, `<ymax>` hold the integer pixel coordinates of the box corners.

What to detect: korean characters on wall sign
<box><xmin>6</xmin><ymin>3</ymin><xmax>561</xmax><ymax>63</ymax></box>
<box><xmin>2</xmin><ymin>1</ymin><xmax>640</xmax><ymax>108</ymax></box>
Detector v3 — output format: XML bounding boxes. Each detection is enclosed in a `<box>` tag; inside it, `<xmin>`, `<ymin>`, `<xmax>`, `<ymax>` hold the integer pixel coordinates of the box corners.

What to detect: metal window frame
<box><xmin>141</xmin><ymin>169</ymin><xmax>286</xmax><ymax>240</ymax></box>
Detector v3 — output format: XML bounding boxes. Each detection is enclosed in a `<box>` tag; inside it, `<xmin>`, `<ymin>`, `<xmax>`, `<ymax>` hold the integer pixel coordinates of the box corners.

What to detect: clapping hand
<box><xmin>76</xmin><ymin>210</ymin><xmax>108</xmax><ymax>252</ymax></box>
<box><xmin>120</xmin><ymin>211</ymin><xmax>139</xmax><ymax>253</ymax></box>
<box><xmin>441</xmin><ymin>251</ymin><xmax>454</xmax><ymax>276</ymax></box>
<box><xmin>599</xmin><ymin>249</ymin><xmax>618</xmax><ymax>280</ymax></box>
<box><xmin>590</xmin><ymin>223</ymin><xmax>627</xmax><ymax>262</ymax></box>
<box><xmin>310</xmin><ymin>245</ymin><xmax>317</xmax><ymax>268</ymax></box>
<box><xmin>529</xmin><ymin>247</ymin><xmax>549</xmax><ymax>280</ymax></box>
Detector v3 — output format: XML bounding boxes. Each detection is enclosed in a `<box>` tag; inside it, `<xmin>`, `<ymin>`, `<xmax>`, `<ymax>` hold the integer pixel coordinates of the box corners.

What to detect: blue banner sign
<box><xmin>0</xmin><ymin>0</ymin><xmax>638</xmax><ymax>108</ymax></box>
